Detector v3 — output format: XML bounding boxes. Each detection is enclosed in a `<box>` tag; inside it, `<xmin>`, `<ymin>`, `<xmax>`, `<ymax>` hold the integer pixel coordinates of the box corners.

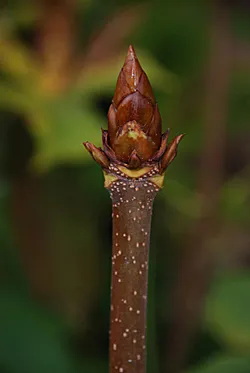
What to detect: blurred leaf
<box><xmin>0</xmin><ymin>82</ymin><xmax>32</xmax><ymax>112</ymax></box>
<box><xmin>205</xmin><ymin>271</ymin><xmax>250</xmax><ymax>353</ymax></box>
<box><xmin>30</xmin><ymin>94</ymin><xmax>103</xmax><ymax>172</ymax></box>
<box><xmin>0</xmin><ymin>0</ymin><xmax>37</xmax><ymax>27</ymax></box>
<box><xmin>0</xmin><ymin>37</ymin><xmax>39</xmax><ymax>84</ymax></box>
<box><xmin>0</xmin><ymin>290</ymin><xmax>76</xmax><ymax>373</ymax></box>
<box><xmin>187</xmin><ymin>354</ymin><xmax>250</xmax><ymax>373</ymax></box>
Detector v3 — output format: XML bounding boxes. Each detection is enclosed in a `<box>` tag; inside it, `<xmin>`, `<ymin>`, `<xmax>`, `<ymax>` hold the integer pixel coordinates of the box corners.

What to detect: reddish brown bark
<box><xmin>109</xmin><ymin>175</ymin><xmax>159</xmax><ymax>373</ymax></box>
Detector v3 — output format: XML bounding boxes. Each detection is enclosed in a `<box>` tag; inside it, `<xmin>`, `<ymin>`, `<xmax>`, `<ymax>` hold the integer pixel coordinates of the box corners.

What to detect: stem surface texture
<box><xmin>109</xmin><ymin>172</ymin><xmax>159</xmax><ymax>373</ymax></box>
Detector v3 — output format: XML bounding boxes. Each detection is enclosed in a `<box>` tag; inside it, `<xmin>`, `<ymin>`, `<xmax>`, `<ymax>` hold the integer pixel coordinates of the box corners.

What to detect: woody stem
<box><xmin>108</xmin><ymin>177</ymin><xmax>159</xmax><ymax>373</ymax></box>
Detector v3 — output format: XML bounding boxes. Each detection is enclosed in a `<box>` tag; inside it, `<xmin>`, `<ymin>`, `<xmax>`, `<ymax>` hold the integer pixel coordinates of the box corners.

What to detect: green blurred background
<box><xmin>0</xmin><ymin>0</ymin><xmax>250</xmax><ymax>372</ymax></box>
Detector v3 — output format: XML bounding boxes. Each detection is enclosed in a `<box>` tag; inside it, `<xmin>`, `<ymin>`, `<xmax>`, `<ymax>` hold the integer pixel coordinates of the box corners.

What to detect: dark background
<box><xmin>0</xmin><ymin>0</ymin><xmax>250</xmax><ymax>372</ymax></box>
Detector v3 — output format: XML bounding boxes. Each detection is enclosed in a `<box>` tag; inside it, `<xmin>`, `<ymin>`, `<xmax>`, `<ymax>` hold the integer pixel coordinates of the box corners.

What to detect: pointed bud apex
<box><xmin>83</xmin><ymin>142</ymin><xmax>110</xmax><ymax>169</ymax></box>
<box><xmin>113</xmin><ymin>45</ymin><xmax>142</xmax><ymax>106</ymax></box>
<box><xmin>160</xmin><ymin>134</ymin><xmax>185</xmax><ymax>173</ymax></box>
<box><xmin>107</xmin><ymin>45</ymin><xmax>162</xmax><ymax>165</ymax></box>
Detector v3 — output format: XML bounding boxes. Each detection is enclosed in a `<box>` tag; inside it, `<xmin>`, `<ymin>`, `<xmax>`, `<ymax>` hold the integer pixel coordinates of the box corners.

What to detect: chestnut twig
<box><xmin>84</xmin><ymin>45</ymin><xmax>184</xmax><ymax>373</ymax></box>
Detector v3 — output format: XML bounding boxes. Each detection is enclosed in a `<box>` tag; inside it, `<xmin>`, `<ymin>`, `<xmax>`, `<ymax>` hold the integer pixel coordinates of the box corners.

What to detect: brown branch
<box><xmin>108</xmin><ymin>172</ymin><xmax>159</xmax><ymax>373</ymax></box>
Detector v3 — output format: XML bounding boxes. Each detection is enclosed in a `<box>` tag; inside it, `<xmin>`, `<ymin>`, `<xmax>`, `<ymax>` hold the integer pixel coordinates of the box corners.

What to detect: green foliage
<box><xmin>220</xmin><ymin>175</ymin><xmax>250</xmax><ymax>225</ymax></box>
<box><xmin>135</xmin><ymin>0</ymin><xmax>209</xmax><ymax>75</ymax></box>
<box><xmin>0</xmin><ymin>290</ymin><xmax>75</xmax><ymax>373</ymax></box>
<box><xmin>188</xmin><ymin>355</ymin><xmax>250</xmax><ymax>373</ymax></box>
<box><xmin>205</xmin><ymin>271</ymin><xmax>250</xmax><ymax>353</ymax></box>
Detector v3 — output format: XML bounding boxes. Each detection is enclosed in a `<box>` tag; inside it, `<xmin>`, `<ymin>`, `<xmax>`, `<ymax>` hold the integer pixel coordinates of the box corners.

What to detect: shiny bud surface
<box><xmin>84</xmin><ymin>45</ymin><xmax>184</xmax><ymax>173</ymax></box>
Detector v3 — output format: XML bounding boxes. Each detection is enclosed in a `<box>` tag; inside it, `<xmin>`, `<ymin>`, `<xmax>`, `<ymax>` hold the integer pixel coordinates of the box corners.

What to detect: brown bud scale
<box><xmin>84</xmin><ymin>45</ymin><xmax>184</xmax><ymax>172</ymax></box>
